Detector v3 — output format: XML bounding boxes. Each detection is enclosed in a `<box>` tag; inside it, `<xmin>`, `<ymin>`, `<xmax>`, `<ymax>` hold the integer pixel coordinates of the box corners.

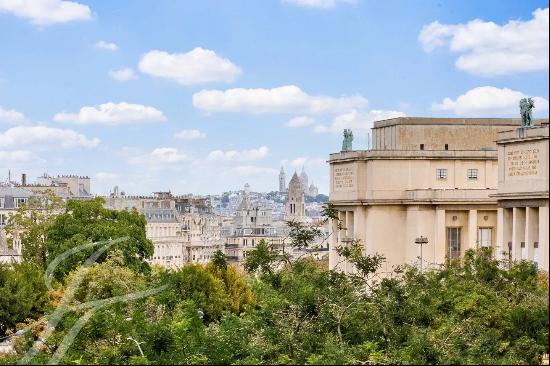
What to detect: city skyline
<box><xmin>1</xmin><ymin>0</ymin><xmax>549</xmax><ymax>195</ymax></box>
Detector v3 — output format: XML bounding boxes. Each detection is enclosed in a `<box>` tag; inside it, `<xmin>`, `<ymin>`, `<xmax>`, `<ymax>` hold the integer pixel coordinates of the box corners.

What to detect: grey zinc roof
<box><xmin>0</xmin><ymin>186</ymin><xmax>33</xmax><ymax>198</ymax></box>
<box><xmin>143</xmin><ymin>208</ymin><xmax>178</xmax><ymax>223</ymax></box>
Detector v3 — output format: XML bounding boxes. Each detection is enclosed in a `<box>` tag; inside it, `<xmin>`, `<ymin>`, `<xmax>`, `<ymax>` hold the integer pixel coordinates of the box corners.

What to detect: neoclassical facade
<box><xmin>328</xmin><ymin>117</ymin><xmax>549</xmax><ymax>274</ymax></box>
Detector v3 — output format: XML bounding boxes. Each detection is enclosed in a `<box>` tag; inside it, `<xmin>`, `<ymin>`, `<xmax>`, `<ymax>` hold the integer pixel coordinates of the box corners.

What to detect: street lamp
<box><xmin>415</xmin><ymin>236</ymin><xmax>429</xmax><ymax>273</ymax></box>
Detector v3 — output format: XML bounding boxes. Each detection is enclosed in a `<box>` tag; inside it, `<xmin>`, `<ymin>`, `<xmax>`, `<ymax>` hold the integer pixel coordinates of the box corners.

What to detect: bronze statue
<box><xmin>519</xmin><ymin>97</ymin><xmax>535</xmax><ymax>127</ymax></box>
<box><xmin>342</xmin><ymin>129</ymin><xmax>353</xmax><ymax>151</ymax></box>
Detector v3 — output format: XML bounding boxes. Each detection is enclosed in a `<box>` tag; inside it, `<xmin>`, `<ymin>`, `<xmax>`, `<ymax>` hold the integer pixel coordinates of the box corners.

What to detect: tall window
<box><xmin>467</xmin><ymin>169</ymin><xmax>478</xmax><ymax>180</ymax></box>
<box><xmin>0</xmin><ymin>198</ymin><xmax>4</xmax><ymax>208</ymax></box>
<box><xmin>478</xmin><ymin>228</ymin><xmax>492</xmax><ymax>248</ymax></box>
<box><xmin>0</xmin><ymin>213</ymin><xmax>6</xmax><ymax>226</ymax></box>
<box><xmin>447</xmin><ymin>227</ymin><xmax>461</xmax><ymax>260</ymax></box>
<box><xmin>436</xmin><ymin>168</ymin><xmax>448</xmax><ymax>180</ymax></box>
<box><xmin>521</xmin><ymin>242</ymin><xmax>527</xmax><ymax>260</ymax></box>
<box><xmin>14</xmin><ymin>198</ymin><xmax>28</xmax><ymax>208</ymax></box>
<box><xmin>534</xmin><ymin>242</ymin><xmax>539</xmax><ymax>269</ymax></box>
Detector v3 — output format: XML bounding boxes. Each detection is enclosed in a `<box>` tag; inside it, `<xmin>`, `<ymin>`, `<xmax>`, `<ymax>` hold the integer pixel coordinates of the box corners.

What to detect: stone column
<box><xmin>538</xmin><ymin>206</ymin><xmax>549</xmax><ymax>271</ymax></box>
<box><xmin>512</xmin><ymin>207</ymin><xmax>526</xmax><ymax>261</ymax></box>
<box><xmin>328</xmin><ymin>217</ymin><xmax>339</xmax><ymax>271</ymax></box>
<box><xmin>525</xmin><ymin>207</ymin><xmax>539</xmax><ymax>262</ymax></box>
<box><xmin>435</xmin><ymin>208</ymin><xmax>446</xmax><ymax>263</ymax></box>
<box><xmin>468</xmin><ymin>209</ymin><xmax>478</xmax><ymax>250</ymax></box>
<box><xmin>496</xmin><ymin>207</ymin><xmax>504</xmax><ymax>260</ymax></box>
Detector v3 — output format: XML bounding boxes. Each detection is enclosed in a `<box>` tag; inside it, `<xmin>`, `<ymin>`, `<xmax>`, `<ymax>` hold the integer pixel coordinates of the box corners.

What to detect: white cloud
<box><xmin>419</xmin><ymin>8</ymin><xmax>549</xmax><ymax>76</ymax></box>
<box><xmin>0</xmin><ymin>150</ymin><xmax>36</xmax><ymax>163</ymax></box>
<box><xmin>287</xmin><ymin>157</ymin><xmax>326</xmax><ymax>168</ymax></box>
<box><xmin>432</xmin><ymin>86</ymin><xmax>549</xmax><ymax>116</ymax></box>
<box><xmin>109</xmin><ymin>68</ymin><xmax>137</xmax><ymax>81</ymax></box>
<box><xmin>282</xmin><ymin>0</ymin><xmax>355</xmax><ymax>8</ymax></box>
<box><xmin>193</xmin><ymin>85</ymin><xmax>367</xmax><ymax>114</ymax></box>
<box><xmin>0</xmin><ymin>0</ymin><xmax>92</xmax><ymax>25</ymax></box>
<box><xmin>174</xmin><ymin>129</ymin><xmax>207</xmax><ymax>140</ymax></box>
<box><xmin>95</xmin><ymin>41</ymin><xmax>119</xmax><ymax>51</ymax></box>
<box><xmin>207</xmin><ymin>146</ymin><xmax>270</xmax><ymax>162</ymax></box>
<box><xmin>285</xmin><ymin>116</ymin><xmax>315</xmax><ymax>128</ymax></box>
<box><xmin>95</xmin><ymin>172</ymin><xmax>119</xmax><ymax>180</ymax></box>
<box><xmin>231</xmin><ymin>165</ymin><xmax>278</xmax><ymax>177</ymax></box>
<box><xmin>0</xmin><ymin>106</ymin><xmax>27</xmax><ymax>125</ymax></box>
<box><xmin>0</xmin><ymin>126</ymin><xmax>100</xmax><ymax>149</ymax></box>
<box><xmin>128</xmin><ymin>147</ymin><xmax>190</xmax><ymax>166</ymax></box>
<box><xmin>138</xmin><ymin>48</ymin><xmax>241</xmax><ymax>85</ymax></box>
<box><xmin>313</xmin><ymin>109</ymin><xmax>406</xmax><ymax>133</ymax></box>
<box><xmin>53</xmin><ymin>102</ymin><xmax>166</xmax><ymax>125</ymax></box>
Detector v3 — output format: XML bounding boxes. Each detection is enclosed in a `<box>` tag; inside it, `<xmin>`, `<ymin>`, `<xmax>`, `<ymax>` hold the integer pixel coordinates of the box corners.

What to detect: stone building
<box><xmin>0</xmin><ymin>186</ymin><xmax>31</xmax><ymax>263</ymax></box>
<box><xmin>286</xmin><ymin>172</ymin><xmax>305</xmax><ymax>221</ymax></box>
<box><xmin>492</xmin><ymin>124</ymin><xmax>549</xmax><ymax>270</ymax></box>
<box><xmin>105</xmin><ymin>191</ymin><xmax>223</xmax><ymax>268</ymax></box>
<box><xmin>328</xmin><ymin>117</ymin><xmax>549</xmax><ymax>274</ymax></box>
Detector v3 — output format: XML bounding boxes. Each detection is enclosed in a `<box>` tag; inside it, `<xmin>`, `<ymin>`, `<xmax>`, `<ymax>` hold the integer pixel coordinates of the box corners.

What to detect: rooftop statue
<box><xmin>342</xmin><ymin>129</ymin><xmax>353</xmax><ymax>151</ymax></box>
<box><xmin>519</xmin><ymin>97</ymin><xmax>535</xmax><ymax>127</ymax></box>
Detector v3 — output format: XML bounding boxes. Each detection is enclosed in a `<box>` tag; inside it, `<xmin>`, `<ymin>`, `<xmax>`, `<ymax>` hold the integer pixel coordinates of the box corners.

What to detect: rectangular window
<box><xmin>14</xmin><ymin>198</ymin><xmax>28</xmax><ymax>208</ymax></box>
<box><xmin>447</xmin><ymin>227</ymin><xmax>461</xmax><ymax>260</ymax></box>
<box><xmin>467</xmin><ymin>169</ymin><xmax>478</xmax><ymax>180</ymax></box>
<box><xmin>534</xmin><ymin>242</ymin><xmax>539</xmax><ymax>269</ymax></box>
<box><xmin>420</xmin><ymin>144</ymin><xmax>424</xmax><ymax>150</ymax></box>
<box><xmin>521</xmin><ymin>242</ymin><xmax>527</xmax><ymax>260</ymax></box>
<box><xmin>0</xmin><ymin>213</ymin><xmax>6</xmax><ymax>226</ymax></box>
<box><xmin>0</xmin><ymin>198</ymin><xmax>4</xmax><ymax>208</ymax></box>
<box><xmin>436</xmin><ymin>168</ymin><xmax>448</xmax><ymax>180</ymax></box>
<box><xmin>478</xmin><ymin>228</ymin><xmax>492</xmax><ymax>248</ymax></box>
<box><xmin>444</xmin><ymin>144</ymin><xmax>449</xmax><ymax>150</ymax></box>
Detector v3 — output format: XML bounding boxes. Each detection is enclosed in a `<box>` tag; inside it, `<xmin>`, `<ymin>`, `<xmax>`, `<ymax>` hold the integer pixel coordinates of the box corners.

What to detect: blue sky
<box><xmin>1</xmin><ymin>0</ymin><xmax>548</xmax><ymax>195</ymax></box>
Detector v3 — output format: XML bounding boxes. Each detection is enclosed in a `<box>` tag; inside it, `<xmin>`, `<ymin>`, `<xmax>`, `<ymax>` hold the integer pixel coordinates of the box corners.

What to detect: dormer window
<box><xmin>14</xmin><ymin>198</ymin><xmax>28</xmax><ymax>208</ymax></box>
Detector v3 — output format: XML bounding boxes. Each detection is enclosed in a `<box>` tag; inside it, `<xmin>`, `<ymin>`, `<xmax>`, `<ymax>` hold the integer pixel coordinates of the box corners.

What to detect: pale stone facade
<box><xmin>105</xmin><ymin>192</ymin><xmax>224</xmax><ymax>268</ymax></box>
<box><xmin>492</xmin><ymin>124</ymin><xmax>549</xmax><ymax>270</ymax></box>
<box><xmin>287</xmin><ymin>172</ymin><xmax>305</xmax><ymax>220</ymax></box>
<box><xmin>328</xmin><ymin>117</ymin><xmax>549</xmax><ymax>274</ymax></box>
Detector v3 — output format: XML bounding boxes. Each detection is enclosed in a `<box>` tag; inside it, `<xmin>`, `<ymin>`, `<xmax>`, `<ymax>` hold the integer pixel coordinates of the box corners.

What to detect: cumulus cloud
<box><xmin>285</xmin><ymin>116</ymin><xmax>316</xmax><ymax>128</ymax></box>
<box><xmin>138</xmin><ymin>47</ymin><xmax>241</xmax><ymax>85</ymax></box>
<box><xmin>193</xmin><ymin>85</ymin><xmax>367</xmax><ymax>114</ymax></box>
<box><xmin>0</xmin><ymin>150</ymin><xmax>36</xmax><ymax>163</ymax></box>
<box><xmin>53</xmin><ymin>102</ymin><xmax>166</xmax><ymax>125</ymax></box>
<box><xmin>109</xmin><ymin>68</ymin><xmax>137</xmax><ymax>81</ymax></box>
<box><xmin>284</xmin><ymin>157</ymin><xmax>326</xmax><ymax>168</ymax></box>
<box><xmin>432</xmin><ymin>86</ymin><xmax>549</xmax><ymax>116</ymax></box>
<box><xmin>313</xmin><ymin>109</ymin><xmax>406</xmax><ymax>133</ymax></box>
<box><xmin>95</xmin><ymin>41</ymin><xmax>119</xmax><ymax>51</ymax></box>
<box><xmin>419</xmin><ymin>8</ymin><xmax>549</xmax><ymax>76</ymax></box>
<box><xmin>0</xmin><ymin>126</ymin><xmax>100</xmax><ymax>149</ymax></box>
<box><xmin>207</xmin><ymin>146</ymin><xmax>270</xmax><ymax>162</ymax></box>
<box><xmin>128</xmin><ymin>147</ymin><xmax>190</xmax><ymax>166</ymax></box>
<box><xmin>0</xmin><ymin>0</ymin><xmax>92</xmax><ymax>25</ymax></box>
<box><xmin>0</xmin><ymin>106</ymin><xmax>27</xmax><ymax>125</ymax></box>
<box><xmin>174</xmin><ymin>129</ymin><xmax>207</xmax><ymax>140</ymax></box>
<box><xmin>282</xmin><ymin>0</ymin><xmax>355</xmax><ymax>8</ymax></box>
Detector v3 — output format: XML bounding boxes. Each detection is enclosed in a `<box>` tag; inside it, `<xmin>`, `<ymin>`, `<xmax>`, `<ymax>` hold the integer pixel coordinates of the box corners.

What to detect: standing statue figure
<box><xmin>519</xmin><ymin>97</ymin><xmax>535</xmax><ymax>127</ymax></box>
<box><xmin>341</xmin><ymin>129</ymin><xmax>353</xmax><ymax>151</ymax></box>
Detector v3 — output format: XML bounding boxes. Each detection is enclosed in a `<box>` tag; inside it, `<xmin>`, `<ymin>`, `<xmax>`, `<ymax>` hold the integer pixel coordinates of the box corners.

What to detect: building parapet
<box><xmin>329</xmin><ymin>149</ymin><xmax>498</xmax><ymax>162</ymax></box>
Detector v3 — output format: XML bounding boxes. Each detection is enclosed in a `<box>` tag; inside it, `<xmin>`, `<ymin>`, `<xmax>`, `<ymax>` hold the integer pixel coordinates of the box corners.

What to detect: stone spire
<box><xmin>286</xmin><ymin>172</ymin><xmax>305</xmax><ymax>220</ymax></box>
<box><xmin>299</xmin><ymin>166</ymin><xmax>309</xmax><ymax>194</ymax></box>
<box><xmin>279</xmin><ymin>166</ymin><xmax>286</xmax><ymax>192</ymax></box>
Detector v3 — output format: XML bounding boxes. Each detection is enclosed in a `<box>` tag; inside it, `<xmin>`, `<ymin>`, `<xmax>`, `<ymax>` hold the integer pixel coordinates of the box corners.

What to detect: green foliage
<box><xmin>46</xmin><ymin>198</ymin><xmax>153</xmax><ymax>280</ymax></box>
<box><xmin>0</xmin><ymin>262</ymin><xmax>49</xmax><ymax>336</ymax></box>
<box><xmin>1</xmin><ymin>201</ymin><xmax>548</xmax><ymax>365</ymax></box>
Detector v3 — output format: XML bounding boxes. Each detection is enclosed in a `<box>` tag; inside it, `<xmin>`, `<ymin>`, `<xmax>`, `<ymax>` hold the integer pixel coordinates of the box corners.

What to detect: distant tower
<box><xmin>299</xmin><ymin>166</ymin><xmax>309</xmax><ymax>194</ymax></box>
<box><xmin>279</xmin><ymin>166</ymin><xmax>286</xmax><ymax>192</ymax></box>
<box><xmin>244</xmin><ymin>183</ymin><xmax>251</xmax><ymax>193</ymax></box>
<box><xmin>286</xmin><ymin>172</ymin><xmax>305</xmax><ymax>220</ymax></box>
